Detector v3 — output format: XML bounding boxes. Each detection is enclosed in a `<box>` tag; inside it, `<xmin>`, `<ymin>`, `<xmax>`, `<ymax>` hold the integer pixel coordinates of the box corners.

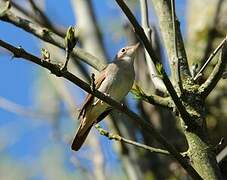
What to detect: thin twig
<box><xmin>0</xmin><ymin>10</ymin><xmax>106</xmax><ymax>71</ymax></box>
<box><xmin>194</xmin><ymin>36</ymin><xmax>227</xmax><ymax>81</ymax></box>
<box><xmin>0</xmin><ymin>8</ymin><xmax>171</xmax><ymax>109</ymax></box>
<box><xmin>217</xmin><ymin>146</ymin><xmax>227</xmax><ymax>163</ymax></box>
<box><xmin>28</xmin><ymin>0</ymin><xmax>54</xmax><ymax>30</ymax></box>
<box><xmin>115</xmin><ymin>0</ymin><xmax>196</xmax><ymax>130</ymax></box>
<box><xmin>170</xmin><ymin>0</ymin><xmax>183</xmax><ymax>94</ymax></box>
<box><xmin>200</xmin><ymin>0</ymin><xmax>224</xmax><ymax>66</ymax></box>
<box><xmin>0</xmin><ymin>39</ymin><xmax>201</xmax><ymax>179</ymax></box>
<box><xmin>131</xmin><ymin>84</ymin><xmax>174</xmax><ymax>109</ymax></box>
<box><xmin>95</xmin><ymin>124</ymin><xmax>170</xmax><ymax>155</ymax></box>
<box><xmin>198</xmin><ymin>39</ymin><xmax>227</xmax><ymax>98</ymax></box>
<box><xmin>9</xmin><ymin>0</ymin><xmax>89</xmax><ymax>80</ymax></box>
<box><xmin>7</xmin><ymin>0</ymin><xmax>65</xmax><ymax>36</ymax></box>
<box><xmin>139</xmin><ymin>0</ymin><xmax>166</xmax><ymax>92</ymax></box>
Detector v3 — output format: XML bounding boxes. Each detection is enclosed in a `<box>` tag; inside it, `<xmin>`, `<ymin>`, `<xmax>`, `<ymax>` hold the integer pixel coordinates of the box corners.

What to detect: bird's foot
<box><xmin>100</xmin><ymin>93</ymin><xmax>110</xmax><ymax>104</ymax></box>
<box><xmin>61</xmin><ymin>61</ymin><xmax>68</xmax><ymax>72</ymax></box>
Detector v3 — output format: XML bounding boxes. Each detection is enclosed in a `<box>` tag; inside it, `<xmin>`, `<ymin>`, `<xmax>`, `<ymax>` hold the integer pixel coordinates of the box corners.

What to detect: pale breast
<box><xmin>106</xmin><ymin>61</ymin><xmax>135</xmax><ymax>101</ymax></box>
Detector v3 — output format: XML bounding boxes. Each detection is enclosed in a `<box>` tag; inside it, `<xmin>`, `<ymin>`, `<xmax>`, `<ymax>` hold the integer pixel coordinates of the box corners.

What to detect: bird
<box><xmin>71</xmin><ymin>43</ymin><xmax>140</xmax><ymax>151</ymax></box>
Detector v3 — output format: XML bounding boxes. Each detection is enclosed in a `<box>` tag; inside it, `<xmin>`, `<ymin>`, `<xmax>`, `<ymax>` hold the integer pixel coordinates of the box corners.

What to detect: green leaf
<box><xmin>130</xmin><ymin>84</ymin><xmax>145</xmax><ymax>99</ymax></box>
<box><xmin>156</xmin><ymin>63</ymin><xmax>164</xmax><ymax>77</ymax></box>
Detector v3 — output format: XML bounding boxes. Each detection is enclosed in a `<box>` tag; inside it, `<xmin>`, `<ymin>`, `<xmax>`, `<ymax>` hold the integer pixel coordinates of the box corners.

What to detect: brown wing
<box><xmin>78</xmin><ymin>69</ymin><xmax>107</xmax><ymax>119</ymax></box>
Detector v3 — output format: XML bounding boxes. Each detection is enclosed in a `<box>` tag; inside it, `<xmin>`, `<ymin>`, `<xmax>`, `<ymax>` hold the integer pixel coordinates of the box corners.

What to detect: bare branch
<box><xmin>95</xmin><ymin>124</ymin><xmax>170</xmax><ymax>156</ymax></box>
<box><xmin>194</xmin><ymin>37</ymin><xmax>227</xmax><ymax>81</ymax></box>
<box><xmin>150</xmin><ymin>0</ymin><xmax>191</xmax><ymax>80</ymax></box>
<box><xmin>0</xmin><ymin>39</ymin><xmax>201</xmax><ymax>179</ymax></box>
<box><xmin>170</xmin><ymin>0</ymin><xmax>183</xmax><ymax>94</ymax></box>
<box><xmin>198</xmin><ymin>40</ymin><xmax>227</xmax><ymax>98</ymax></box>
<box><xmin>114</xmin><ymin>0</ymin><xmax>196</xmax><ymax>130</ymax></box>
<box><xmin>7</xmin><ymin>0</ymin><xmax>65</xmax><ymax>36</ymax></box>
<box><xmin>131</xmin><ymin>84</ymin><xmax>174</xmax><ymax>109</ymax></box>
<box><xmin>28</xmin><ymin>0</ymin><xmax>53</xmax><ymax>29</ymax></box>
<box><xmin>0</xmin><ymin>10</ymin><xmax>106</xmax><ymax>71</ymax></box>
<box><xmin>200</xmin><ymin>0</ymin><xmax>224</xmax><ymax>66</ymax></box>
<box><xmin>217</xmin><ymin>146</ymin><xmax>227</xmax><ymax>163</ymax></box>
<box><xmin>139</xmin><ymin>0</ymin><xmax>166</xmax><ymax>92</ymax></box>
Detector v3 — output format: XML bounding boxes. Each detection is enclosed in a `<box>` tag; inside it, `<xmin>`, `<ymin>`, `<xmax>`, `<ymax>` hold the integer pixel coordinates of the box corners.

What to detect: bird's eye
<box><xmin>121</xmin><ymin>48</ymin><xmax>125</xmax><ymax>53</ymax></box>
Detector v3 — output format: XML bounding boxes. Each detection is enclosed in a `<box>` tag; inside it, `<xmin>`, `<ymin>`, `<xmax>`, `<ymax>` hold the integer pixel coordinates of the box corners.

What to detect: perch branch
<box><xmin>0</xmin><ymin>10</ymin><xmax>106</xmax><ymax>71</ymax></box>
<box><xmin>115</xmin><ymin>0</ymin><xmax>196</xmax><ymax>129</ymax></box>
<box><xmin>0</xmin><ymin>39</ymin><xmax>201</xmax><ymax>179</ymax></box>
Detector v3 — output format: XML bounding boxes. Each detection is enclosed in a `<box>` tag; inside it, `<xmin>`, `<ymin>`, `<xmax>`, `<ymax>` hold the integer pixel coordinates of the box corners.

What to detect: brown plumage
<box><xmin>71</xmin><ymin>43</ymin><xmax>139</xmax><ymax>151</ymax></box>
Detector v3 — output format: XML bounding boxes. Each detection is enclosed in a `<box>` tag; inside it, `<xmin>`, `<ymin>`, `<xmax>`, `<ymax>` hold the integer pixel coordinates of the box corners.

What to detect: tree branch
<box><xmin>198</xmin><ymin>39</ymin><xmax>227</xmax><ymax>98</ymax></box>
<box><xmin>200</xmin><ymin>0</ymin><xmax>224</xmax><ymax>67</ymax></box>
<box><xmin>170</xmin><ymin>0</ymin><xmax>183</xmax><ymax>94</ymax></box>
<box><xmin>139</xmin><ymin>0</ymin><xmax>166</xmax><ymax>92</ymax></box>
<box><xmin>150</xmin><ymin>0</ymin><xmax>191</xmax><ymax>80</ymax></box>
<box><xmin>114</xmin><ymin>0</ymin><xmax>196</xmax><ymax>129</ymax></box>
<box><xmin>6</xmin><ymin>0</ymin><xmax>65</xmax><ymax>37</ymax></box>
<box><xmin>0</xmin><ymin>39</ymin><xmax>201</xmax><ymax>179</ymax></box>
<box><xmin>194</xmin><ymin>36</ymin><xmax>227</xmax><ymax>81</ymax></box>
<box><xmin>0</xmin><ymin>10</ymin><xmax>106</xmax><ymax>71</ymax></box>
<box><xmin>131</xmin><ymin>84</ymin><xmax>174</xmax><ymax>109</ymax></box>
<box><xmin>95</xmin><ymin>124</ymin><xmax>170</xmax><ymax>156</ymax></box>
<box><xmin>6</xmin><ymin>0</ymin><xmax>90</xmax><ymax>81</ymax></box>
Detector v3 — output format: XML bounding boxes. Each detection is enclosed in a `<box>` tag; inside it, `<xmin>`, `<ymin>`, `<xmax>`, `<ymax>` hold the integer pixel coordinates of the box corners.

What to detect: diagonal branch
<box><xmin>0</xmin><ymin>10</ymin><xmax>106</xmax><ymax>71</ymax></box>
<box><xmin>7</xmin><ymin>0</ymin><xmax>90</xmax><ymax>81</ymax></box>
<box><xmin>28</xmin><ymin>0</ymin><xmax>53</xmax><ymax>30</ymax></box>
<box><xmin>200</xmin><ymin>0</ymin><xmax>224</xmax><ymax>67</ymax></box>
<box><xmin>0</xmin><ymin>7</ymin><xmax>171</xmax><ymax>108</ymax></box>
<box><xmin>198</xmin><ymin>40</ymin><xmax>227</xmax><ymax>98</ymax></box>
<box><xmin>150</xmin><ymin>0</ymin><xmax>191</xmax><ymax>79</ymax></box>
<box><xmin>114</xmin><ymin>0</ymin><xmax>196</xmax><ymax>129</ymax></box>
<box><xmin>0</xmin><ymin>39</ymin><xmax>201</xmax><ymax>179</ymax></box>
<box><xmin>95</xmin><ymin>124</ymin><xmax>170</xmax><ymax>156</ymax></box>
<box><xmin>170</xmin><ymin>0</ymin><xmax>183</xmax><ymax>94</ymax></box>
<box><xmin>131</xmin><ymin>85</ymin><xmax>174</xmax><ymax>109</ymax></box>
<box><xmin>5</xmin><ymin>0</ymin><xmax>65</xmax><ymax>36</ymax></box>
<box><xmin>194</xmin><ymin>37</ymin><xmax>227</xmax><ymax>81</ymax></box>
<box><xmin>139</xmin><ymin>0</ymin><xmax>166</xmax><ymax>92</ymax></box>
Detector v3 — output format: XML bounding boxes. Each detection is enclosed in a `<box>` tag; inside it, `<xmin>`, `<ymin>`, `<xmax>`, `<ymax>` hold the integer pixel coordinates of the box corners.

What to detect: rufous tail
<box><xmin>71</xmin><ymin>123</ymin><xmax>93</xmax><ymax>151</ymax></box>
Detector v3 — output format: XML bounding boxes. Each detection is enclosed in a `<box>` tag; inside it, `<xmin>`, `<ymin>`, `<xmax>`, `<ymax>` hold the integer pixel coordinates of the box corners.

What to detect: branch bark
<box><xmin>151</xmin><ymin>0</ymin><xmax>191</xmax><ymax>81</ymax></box>
<box><xmin>199</xmin><ymin>40</ymin><xmax>227</xmax><ymax>98</ymax></box>
<box><xmin>114</xmin><ymin>0</ymin><xmax>195</xmax><ymax>129</ymax></box>
<box><xmin>0</xmin><ymin>10</ymin><xmax>106</xmax><ymax>71</ymax></box>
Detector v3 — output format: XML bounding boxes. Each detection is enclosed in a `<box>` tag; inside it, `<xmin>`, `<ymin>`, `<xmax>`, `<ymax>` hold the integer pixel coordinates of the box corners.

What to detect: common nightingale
<box><xmin>71</xmin><ymin>43</ymin><xmax>139</xmax><ymax>151</ymax></box>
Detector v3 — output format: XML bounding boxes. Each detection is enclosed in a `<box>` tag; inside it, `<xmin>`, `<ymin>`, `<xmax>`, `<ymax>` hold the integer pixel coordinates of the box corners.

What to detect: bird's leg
<box><xmin>100</xmin><ymin>93</ymin><xmax>110</xmax><ymax>105</ymax></box>
<box><xmin>90</xmin><ymin>73</ymin><xmax>96</xmax><ymax>92</ymax></box>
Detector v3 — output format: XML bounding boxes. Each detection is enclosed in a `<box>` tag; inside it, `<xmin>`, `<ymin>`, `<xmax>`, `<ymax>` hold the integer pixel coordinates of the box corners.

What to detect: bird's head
<box><xmin>116</xmin><ymin>43</ymin><xmax>140</xmax><ymax>61</ymax></box>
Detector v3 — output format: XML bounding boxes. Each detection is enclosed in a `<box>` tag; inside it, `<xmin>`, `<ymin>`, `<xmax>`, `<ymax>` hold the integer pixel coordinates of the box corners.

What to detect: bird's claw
<box><xmin>60</xmin><ymin>63</ymin><xmax>68</xmax><ymax>72</ymax></box>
